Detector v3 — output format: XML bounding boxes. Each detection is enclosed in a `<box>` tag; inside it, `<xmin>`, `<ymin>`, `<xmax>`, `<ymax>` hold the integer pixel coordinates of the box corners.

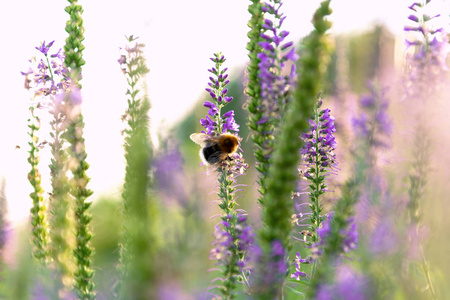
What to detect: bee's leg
<box><xmin>225</xmin><ymin>155</ymin><xmax>235</xmax><ymax>162</ymax></box>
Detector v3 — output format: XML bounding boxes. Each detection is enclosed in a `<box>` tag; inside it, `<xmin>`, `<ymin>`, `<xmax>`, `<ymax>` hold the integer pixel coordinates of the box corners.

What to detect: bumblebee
<box><xmin>190</xmin><ymin>132</ymin><xmax>240</xmax><ymax>166</ymax></box>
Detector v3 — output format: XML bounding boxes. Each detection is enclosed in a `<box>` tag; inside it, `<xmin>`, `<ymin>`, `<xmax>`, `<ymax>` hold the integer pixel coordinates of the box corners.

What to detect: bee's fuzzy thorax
<box><xmin>218</xmin><ymin>134</ymin><xmax>239</xmax><ymax>154</ymax></box>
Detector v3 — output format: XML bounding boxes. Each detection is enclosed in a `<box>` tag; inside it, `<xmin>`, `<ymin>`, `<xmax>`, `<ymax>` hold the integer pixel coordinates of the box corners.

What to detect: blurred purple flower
<box><xmin>312</xmin><ymin>215</ymin><xmax>358</xmax><ymax>257</ymax></box>
<box><xmin>159</xmin><ymin>282</ymin><xmax>194</xmax><ymax>300</ymax></box>
<box><xmin>370</xmin><ymin>221</ymin><xmax>399</xmax><ymax>256</ymax></box>
<box><xmin>335</xmin><ymin>265</ymin><xmax>369</xmax><ymax>300</ymax></box>
<box><xmin>68</xmin><ymin>86</ymin><xmax>82</xmax><ymax>105</ymax></box>
<box><xmin>404</xmin><ymin>0</ymin><xmax>449</xmax><ymax>76</ymax></box>
<box><xmin>317</xmin><ymin>216</ymin><xmax>332</xmax><ymax>242</ymax></box>
<box><xmin>352</xmin><ymin>82</ymin><xmax>391</xmax><ymax>149</ymax></box>
<box><xmin>249</xmin><ymin>241</ymin><xmax>288</xmax><ymax>294</ymax></box>
<box><xmin>117</xmin><ymin>54</ymin><xmax>126</xmax><ymax>65</ymax></box>
<box><xmin>341</xmin><ymin>221</ymin><xmax>358</xmax><ymax>253</ymax></box>
<box><xmin>317</xmin><ymin>265</ymin><xmax>369</xmax><ymax>300</ymax></box>
<box><xmin>153</xmin><ymin>146</ymin><xmax>189</xmax><ymax>206</ymax></box>
<box><xmin>316</xmin><ymin>285</ymin><xmax>333</xmax><ymax>300</ymax></box>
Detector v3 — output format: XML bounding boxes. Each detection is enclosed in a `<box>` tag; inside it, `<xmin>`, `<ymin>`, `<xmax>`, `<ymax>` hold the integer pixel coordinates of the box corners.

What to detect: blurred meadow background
<box><xmin>0</xmin><ymin>0</ymin><xmax>450</xmax><ymax>299</ymax></box>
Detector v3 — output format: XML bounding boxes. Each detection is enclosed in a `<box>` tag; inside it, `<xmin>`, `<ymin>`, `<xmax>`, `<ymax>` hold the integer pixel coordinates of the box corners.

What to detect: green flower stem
<box><xmin>28</xmin><ymin>106</ymin><xmax>50</xmax><ymax>264</ymax></box>
<box><xmin>305</xmin><ymin>101</ymin><xmax>327</xmax><ymax>279</ymax></box>
<box><xmin>420</xmin><ymin>245</ymin><xmax>437</xmax><ymax>300</ymax></box>
<box><xmin>408</xmin><ymin>121</ymin><xmax>436</xmax><ymax>300</ymax></box>
<box><xmin>121</xmin><ymin>96</ymin><xmax>155</xmax><ymax>300</ymax></box>
<box><xmin>306</xmin><ymin>176</ymin><xmax>360</xmax><ymax>299</ymax></box>
<box><xmin>404</xmin><ymin>4</ymin><xmax>438</xmax><ymax>292</ymax></box>
<box><xmin>408</xmin><ymin>122</ymin><xmax>430</xmax><ymax>225</ymax></box>
<box><xmin>309</xmin><ymin>103</ymin><xmax>324</xmax><ymax>246</ymax></box>
<box><xmin>245</xmin><ymin>0</ymin><xmax>270</xmax><ymax>204</ymax></box>
<box><xmin>217</xmin><ymin>168</ymin><xmax>240</xmax><ymax>299</ymax></box>
<box><xmin>45</xmin><ymin>55</ymin><xmax>54</xmax><ymax>82</ymax></box>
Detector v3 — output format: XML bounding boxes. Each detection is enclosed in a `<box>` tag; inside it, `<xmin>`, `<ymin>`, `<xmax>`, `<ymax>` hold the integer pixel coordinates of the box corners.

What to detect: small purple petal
<box><xmin>408</xmin><ymin>14</ymin><xmax>419</xmax><ymax>22</ymax></box>
<box><xmin>223</xmin><ymin>110</ymin><xmax>234</xmax><ymax>118</ymax></box>
<box><xmin>224</xmin><ymin>96</ymin><xmax>233</xmax><ymax>103</ymax></box>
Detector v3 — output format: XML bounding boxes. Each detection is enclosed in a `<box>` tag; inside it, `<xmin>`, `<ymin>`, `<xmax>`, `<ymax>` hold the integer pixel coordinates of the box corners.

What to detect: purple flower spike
<box><xmin>353</xmin><ymin>83</ymin><xmax>391</xmax><ymax>148</ymax></box>
<box><xmin>299</xmin><ymin>101</ymin><xmax>339</xmax><ymax>198</ymax></box>
<box><xmin>210</xmin><ymin>213</ymin><xmax>254</xmax><ymax>270</ymax></box>
<box><xmin>341</xmin><ymin>220</ymin><xmax>358</xmax><ymax>252</ymax></box>
<box><xmin>22</xmin><ymin>41</ymin><xmax>70</xmax><ymax>98</ymax></box>
<box><xmin>257</xmin><ymin>0</ymin><xmax>297</xmax><ymax>122</ymax></box>
<box><xmin>199</xmin><ymin>52</ymin><xmax>241</xmax><ymax>137</ymax></box>
<box><xmin>404</xmin><ymin>0</ymin><xmax>449</xmax><ymax>74</ymax></box>
<box><xmin>360</xmin><ymin>95</ymin><xmax>375</xmax><ymax>108</ymax></box>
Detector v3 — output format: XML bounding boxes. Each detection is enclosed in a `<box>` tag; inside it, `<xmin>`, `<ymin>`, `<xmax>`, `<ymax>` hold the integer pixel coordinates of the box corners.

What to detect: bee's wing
<box><xmin>190</xmin><ymin>133</ymin><xmax>210</xmax><ymax>146</ymax></box>
<box><xmin>206</xmin><ymin>151</ymin><xmax>225</xmax><ymax>165</ymax></box>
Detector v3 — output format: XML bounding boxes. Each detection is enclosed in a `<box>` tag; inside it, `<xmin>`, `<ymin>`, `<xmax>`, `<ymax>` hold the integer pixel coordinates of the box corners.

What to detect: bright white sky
<box><xmin>0</xmin><ymin>0</ymin><xmax>448</xmax><ymax>223</ymax></box>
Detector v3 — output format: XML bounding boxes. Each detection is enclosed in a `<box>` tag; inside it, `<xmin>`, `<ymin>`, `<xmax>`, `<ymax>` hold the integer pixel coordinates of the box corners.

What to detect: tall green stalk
<box><xmin>245</xmin><ymin>0</ymin><xmax>268</xmax><ymax>204</ymax></box>
<box><xmin>49</xmin><ymin>99</ymin><xmax>74</xmax><ymax>293</ymax></box>
<box><xmin>63</xmin><ymin>0</ymin><xmax>95</xmax><ymax>298</ymax></box>
<box><xmin>28</xmin><ymin>105</ymin><xmax>50</xmax><ymax>265</ymax></box>
<box><xmin>117</xmin><ymin>36</ymin><xmax>157</xmax><ymax>300</ymax></box>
